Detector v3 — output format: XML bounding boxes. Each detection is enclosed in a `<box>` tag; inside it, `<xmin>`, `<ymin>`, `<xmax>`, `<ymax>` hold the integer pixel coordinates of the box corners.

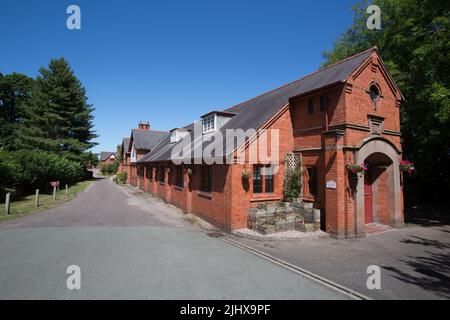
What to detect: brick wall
<box><xmin>133</xmin><ymin>51</ymin><xmax>403</xmax><ymax>236</ymax></box>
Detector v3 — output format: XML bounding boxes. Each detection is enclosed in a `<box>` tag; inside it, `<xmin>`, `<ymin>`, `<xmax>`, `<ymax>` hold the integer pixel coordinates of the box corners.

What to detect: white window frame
<box><xmin>202</xmin><ymin>114</ymin><xmax>216</xmax><ymax>134</ymax></box>
<box><xmin>170</xmin><ymin>130</ymin><xmax>179</xmax><ymax>144</ymax></box>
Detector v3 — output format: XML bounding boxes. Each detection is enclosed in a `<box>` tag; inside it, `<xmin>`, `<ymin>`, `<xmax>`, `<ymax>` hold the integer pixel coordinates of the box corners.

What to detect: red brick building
<box><xmin>99</xmin><ymin>151</ymin><xmax>117</xmax><ymax>166</ymax></box>
<box><xmin>131</xmin><ymin>48</ymin><xmax>405</xmax><ymax>239</ymax></box>
<box><xmin>118</xmin><ymin>137</ymin><xmax>131</xmax><ymax>178</ymax></box>
<box><xmin>126</xmin><ymin>122</ymin><xmax>169</xmax><ymax>186</ymax></box>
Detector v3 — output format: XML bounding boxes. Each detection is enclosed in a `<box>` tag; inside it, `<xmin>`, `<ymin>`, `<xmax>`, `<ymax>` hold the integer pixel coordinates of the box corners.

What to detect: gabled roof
<box><xmin>139</xmin><ymin>48</ymin><xmax>380</xmax><ymax>163</ymax></box>
<box><xmin>100</xmin><ymin>151</ymin><xmax>116</xmax><ymax>161</ymax></box>
<box><xmin>130</xmin><ymin>129</ymin><xmax>169</xmax><ymax>151</ymax></box>
<box><xmin>121</xmin><ymin>138</ymin><xmax>130</xmax><ymax>155</ymax></box>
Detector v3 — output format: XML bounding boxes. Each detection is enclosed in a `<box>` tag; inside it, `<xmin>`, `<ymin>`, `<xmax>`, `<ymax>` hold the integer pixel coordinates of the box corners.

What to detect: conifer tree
<box><xmin>18</xmin><ymin>58</ymin><xmax>98</xmax><ymax>162</ymax></box>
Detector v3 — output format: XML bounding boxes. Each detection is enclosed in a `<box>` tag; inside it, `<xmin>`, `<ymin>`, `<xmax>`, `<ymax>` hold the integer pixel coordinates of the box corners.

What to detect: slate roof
<box><xmin>100</xmin><ymin>151</ymin><xmax>116</xmax><ymax>161</ymax></box>
<box><xmin>130</xmin><ymin>129</ymin><xmax>169</xmax><ymax>152</ymax></box>
<box><xmin>122</xmin><ymin>138</ymin><xmax>130</xmax><ymax>154</ymax></box>
<box><xmin>138</xmin><ymin>48</ymin><xmax>376</xmax><ymax>164</ymax></box>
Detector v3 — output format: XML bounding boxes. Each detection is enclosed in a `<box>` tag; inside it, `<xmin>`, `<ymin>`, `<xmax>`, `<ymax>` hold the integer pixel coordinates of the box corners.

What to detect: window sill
<box><xmin>303</xmin><ymin>195</ymin><xmax>317</xmax><ymax>202</ymax></box>
<box><xmin>159</xmin><ymin>182</ymin><xmax>166</xmax><ymax>186</ymax></box>
<box><xmin>198</xmin><ymin>192</ymin><xmax>212</xmax><ymax>200</ymax></box>
<box><xmin>174</xmin><ymin>186</ymin><xmax>183</xmax><ymax>192</ymax></box>
<box><xmin>250</xmin><ymin>194</ymin><xmax>281</xmax><ymax>203</ymax></box>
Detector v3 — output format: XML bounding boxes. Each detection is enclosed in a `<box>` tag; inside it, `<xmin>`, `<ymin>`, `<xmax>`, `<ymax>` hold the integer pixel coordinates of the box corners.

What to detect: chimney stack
<box><xmin>138</xmin><ymin>121</ymin><xmax>150</xmax><ymax>131</ymax></box>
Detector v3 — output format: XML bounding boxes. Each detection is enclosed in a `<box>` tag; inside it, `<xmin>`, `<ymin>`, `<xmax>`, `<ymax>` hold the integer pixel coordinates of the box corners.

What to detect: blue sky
<box><xmin>0</xmin><ymin>0</ymin><xmax>359</xmax><ymax>154</ymax></box>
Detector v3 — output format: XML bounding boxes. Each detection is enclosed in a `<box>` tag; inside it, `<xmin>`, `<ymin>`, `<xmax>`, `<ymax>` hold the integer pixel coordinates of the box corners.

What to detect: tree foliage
<box><xmin>324</xmin><ymin>0</ymin><xmax>449</xmax><ymax>204</ymax></box>
<box><xmin>0</xmin><ymin>150</ymin><xmax>85</xmax><ymax>196</ymax></box>
<box><xmin>0</xmin><ymin>58</ymin><xmax>98</xmax><ymax>194</ymax></box>
<box><xmin>16</xmin><ymin>58</ymin><xmax>98</xmax><ymax>162</ymax></box>
<box><xmin>0</xmin><ymin>73</ymin><xmax>34</xmax><ymax>150</ymax></box>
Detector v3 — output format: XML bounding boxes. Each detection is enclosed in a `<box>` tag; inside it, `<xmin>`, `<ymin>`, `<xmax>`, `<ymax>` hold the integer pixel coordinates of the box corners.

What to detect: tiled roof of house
<box><xmin>122</xmin><ymin>137</ymin><xmax>130</xmax><ymax>154</ymax></box>
<box><xmin>100</xmin><ymin>151</ymin><xmax>116</xmax><ymax>161</ymax></box>
<box><xmin>138</xmin><ymin>48</ymin><xmax>376</xmax><ymax>163</ymax></box>
<box><xmin>130</xmin><ymin>129</ymin><xmax>169</xmax><ymax>152</ymax></box>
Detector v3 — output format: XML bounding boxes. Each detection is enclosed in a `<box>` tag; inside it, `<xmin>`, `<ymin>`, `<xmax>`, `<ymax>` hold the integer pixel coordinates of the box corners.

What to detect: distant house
<box><xmin>121</xmin><ymin>121</ymin><xmax>169</xmax><ymax>185</ymax></box>
<box><xmin>118</xmin><ymin>137</ymin><xmax>131</xmax><ymax>177</ymax></box>
<box><xmin>99</xmin><ymin>151</ymin><xmax>116</xmax><ymax>166</ymax></box>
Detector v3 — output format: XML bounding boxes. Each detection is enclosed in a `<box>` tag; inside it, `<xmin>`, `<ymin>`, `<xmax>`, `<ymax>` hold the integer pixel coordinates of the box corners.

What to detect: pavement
<box><xmin>0</xmin><ymin>177</ymin><xmax>350</xmax><ymax>300</ymax></box>
<box><xmin>229</xmin><ymin>223</ymin><xmax>450</xmax><ymax>300</ymax></box>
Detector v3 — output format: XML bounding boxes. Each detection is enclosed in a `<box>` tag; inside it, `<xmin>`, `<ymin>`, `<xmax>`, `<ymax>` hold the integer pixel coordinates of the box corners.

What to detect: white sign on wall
<box><xmin>326</xmin><ymin>180</ymin><xmax>337</xmax><ymax>189</ymax></box>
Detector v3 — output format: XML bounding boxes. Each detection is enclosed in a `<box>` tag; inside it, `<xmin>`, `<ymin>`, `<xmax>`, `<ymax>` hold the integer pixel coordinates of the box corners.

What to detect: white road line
<box><xmin>222</xmin><ymin>237</ymin><xmax>372</xmax><ymax>300</ymax></box>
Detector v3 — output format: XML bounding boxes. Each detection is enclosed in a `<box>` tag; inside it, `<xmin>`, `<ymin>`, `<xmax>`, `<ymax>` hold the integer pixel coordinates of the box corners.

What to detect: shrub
<box><xmin>0</xmin><ymin>150</ymin><xmax>22</xmax><ymax>195</ymax></box>
<box><xmin>13</xmin><ymin>150</ymin><xmax>85</xmax><ymax>190</ymax></box>
<box><xmin>100</xmin><ymin>159</ymin><xmax>120</xmax><ymax>176</ymax></box>
<box><xmin>113</xmin><ymin>172</ymin><xmax>127</xmax><ymax>184</ymax></box>
<box><xmin>284</xmin><ymin>169</ymin><xmax>302</xmax><ymax>202</ymax></box>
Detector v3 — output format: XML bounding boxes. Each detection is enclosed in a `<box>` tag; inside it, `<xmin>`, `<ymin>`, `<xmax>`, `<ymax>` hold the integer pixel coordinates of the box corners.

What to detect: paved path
<box><xmin>0</xmin><ymin>177</ymin><xmax>349</xmax><ymax>300</ymax></box>
<box><xmin>231</xmin><ymin>223</ymin><xmax>450</xmax><ymax>300</ymax></box>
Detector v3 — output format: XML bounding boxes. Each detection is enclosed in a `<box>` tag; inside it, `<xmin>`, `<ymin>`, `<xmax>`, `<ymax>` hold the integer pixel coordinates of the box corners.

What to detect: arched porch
<box><xmin>354</xmin><ymin>137</ymin><xmax>404</xmax><ymax>236</ymax></box>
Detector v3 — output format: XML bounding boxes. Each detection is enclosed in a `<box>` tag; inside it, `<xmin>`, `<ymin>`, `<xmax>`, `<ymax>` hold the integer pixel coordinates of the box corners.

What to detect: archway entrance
<box><xmin>363</xmin><ymin>152</ymin><xmax>394</xmax><ymax>225</ymax></box>
<box><xmin>353</xmin><ymin>137</ymin><xmax>404</xmax><ymax>237</ymax></box>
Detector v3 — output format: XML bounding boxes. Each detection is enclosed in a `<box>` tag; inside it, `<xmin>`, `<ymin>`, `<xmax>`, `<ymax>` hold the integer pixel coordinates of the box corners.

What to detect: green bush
<box><xmin>100</xmin><ymin>159</ymin><xmax>119</xmax><ymax>176</ymax></box>
<box><xmin>0</xmin><ymin>150</ymin><xmax>22</xmax><ymax>194</ymax></box>
<box><xmin>113</xmin><ymin>172</ymin><xmax>127</xmax><ymax>184</ymax></box>
<box><xmin>1</xmin><ymin>150</ymin><xmax>87</xmax><ymax>195</ymax></box>
<box><xmin>284</xmin><ymin>169</ymin><xmax>302</xmax><ymax>202</ymax></box>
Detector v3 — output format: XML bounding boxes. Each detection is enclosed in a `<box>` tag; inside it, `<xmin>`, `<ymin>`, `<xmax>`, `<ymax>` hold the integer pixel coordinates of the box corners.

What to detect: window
<box><xmin>253</xmin><ymin>166</ymin><xmax>263</xmax><ymax>193</ymax></box>
<box><xmin>202</xmin><ymin>115</ymin><xmax>216</xmax><ymax>134</ymax></box>
<box><xmin>200</xmin><ymin>165</ymin><xmax>212</xmax><ymax>193</ymax></box>
<box><xmin>320</xmin><ymin>95</ymin><xmax>326</xmax><ymax>111</ymax></box>
<box><xmin>137</xmin><ymin>165</ymin><xmax>144</xmax><ymax>178</ymax></box>
<box><xmin>175</xmin><ymin>165</ymin><xmax>184</xmax><ymax>188</ymax></box>
<box><xmin>253</xmin><ymin>165</ymin><xmax>274</xmax><ymax>194</ymax></box>
<box><xmin>158</xmin><ymin>166</ymin><xmax>165</xmax><ymax>183</ymax></box>
<box><xmin>170</xmin><ymin>131</ymin><xmax>178</xmax><ymax>144</ymax></box>
<box><xmin>308</xmin><ymin>99</ymin><xmax>314</xmax><ymax>114</ymax></box>
<box><xmin>307</xmin><ymin>167</ymin><xmax>318</xmax><ymax>196</ymax></box>
<box><xmin>265</xmin><ymin>170</ymin><xmax>274</xmax><ymax>193</ymax></box>
<box><xmin>370</xmin><ymin>85</ymin><xmax>380</xmax><ymax>102</ymax></box>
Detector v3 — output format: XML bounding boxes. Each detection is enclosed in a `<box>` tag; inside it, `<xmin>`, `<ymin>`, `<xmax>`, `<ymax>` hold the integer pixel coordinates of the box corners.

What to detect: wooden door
<box><xmin>364</xmin><ymin>168</ymin><xmax>373</xmax><ymax>224</ymax></box>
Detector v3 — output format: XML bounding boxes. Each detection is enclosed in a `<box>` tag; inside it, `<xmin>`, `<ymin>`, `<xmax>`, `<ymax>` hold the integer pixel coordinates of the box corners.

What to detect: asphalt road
<box><xmin>232</xmin><ymin>220</ymin><xmax>450</xmax><ymax>300</ymax></box>
<box><xmin>0</xmin><ymin>177</ymin><xmax>350</xmax><ymax>300</ymax></box>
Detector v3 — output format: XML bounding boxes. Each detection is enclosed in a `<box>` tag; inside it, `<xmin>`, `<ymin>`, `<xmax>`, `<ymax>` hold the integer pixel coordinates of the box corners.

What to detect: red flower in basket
<box><xmin>347</xmin><ymin>163</ymin><xmax>368</xmax><ymax>178</ymax></box>
<box><xmin>400</xmin><ymin>160</ymin><xmax>415</xmax><ymax>175</ymax></box>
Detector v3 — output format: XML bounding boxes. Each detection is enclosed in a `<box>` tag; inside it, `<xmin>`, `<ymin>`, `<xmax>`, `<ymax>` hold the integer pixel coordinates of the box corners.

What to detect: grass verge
<box><xmin>0</xmin><ymin>180</ymin><xmax>93</xmax><ymax>222</ymax></box>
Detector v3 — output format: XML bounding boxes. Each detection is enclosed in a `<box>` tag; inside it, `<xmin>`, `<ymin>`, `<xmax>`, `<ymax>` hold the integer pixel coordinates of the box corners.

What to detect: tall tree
<box><xmin>0</xmin><ymin>73</ymin><xmax>34</xmax><ymax>150</ymax></box>
<box><xmin>323</xmin><ymin>0</ymin><xmax>449</xmax><ymax>205</ymax></box>
<box><xmin>17</xmin><ymin>58</ymin><xmax>98</xmax><ymax>162</ymax></box>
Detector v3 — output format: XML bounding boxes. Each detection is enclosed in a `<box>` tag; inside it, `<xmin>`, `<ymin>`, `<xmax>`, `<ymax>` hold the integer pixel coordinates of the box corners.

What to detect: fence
<box><xmin>3</xmin><ymin>184</ymin><xmax>69</xmax><ymax>216</ymax></box>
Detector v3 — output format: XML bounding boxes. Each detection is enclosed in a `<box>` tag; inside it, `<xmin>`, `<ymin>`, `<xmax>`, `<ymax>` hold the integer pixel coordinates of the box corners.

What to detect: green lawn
<box><xmin>1</xmin><ymin>180</ymin><xmax>93</xmax><ymax>222</ymax></box>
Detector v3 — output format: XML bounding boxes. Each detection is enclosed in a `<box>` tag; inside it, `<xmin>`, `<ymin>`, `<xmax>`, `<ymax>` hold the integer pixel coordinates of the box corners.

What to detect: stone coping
<box><xmin>232</xmin><ymin>228</ymin><xmax>329</xmax><ymax>242</ymax></box>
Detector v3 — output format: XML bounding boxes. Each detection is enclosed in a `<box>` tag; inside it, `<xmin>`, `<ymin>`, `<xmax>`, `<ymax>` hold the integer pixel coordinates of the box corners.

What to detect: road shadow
<box><xmin>405</xmin><ymin>206</ymin><xmax>450</xmax><ymax>227</ymax></box>
<box><xmin>383</xmin><ymin>235</ymin><xmax>450</xmax><ymax>299</ymax></box>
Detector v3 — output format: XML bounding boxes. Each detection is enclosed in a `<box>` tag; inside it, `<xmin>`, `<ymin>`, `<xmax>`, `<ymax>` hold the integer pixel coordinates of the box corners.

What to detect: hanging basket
<box><xmin>241</xmin><ymin>168</ymin><xmax>251</xmax><ymax>180</ymax></box>
<box><xmin>400</xmin><ymin>160</ymin><xmax>415</xmax><ymax>176</ymax></box>
<box><xmin>346</xmin><ymin>163</ymin><xmax>368</xmax><ymax>178</ymax></box>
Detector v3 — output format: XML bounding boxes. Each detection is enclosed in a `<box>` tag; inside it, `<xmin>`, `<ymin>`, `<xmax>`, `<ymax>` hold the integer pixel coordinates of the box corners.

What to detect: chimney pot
<box><xmin>138</xmin><ymin>121</ymin><xmax>150</xmax><ymax>131</ymax></box>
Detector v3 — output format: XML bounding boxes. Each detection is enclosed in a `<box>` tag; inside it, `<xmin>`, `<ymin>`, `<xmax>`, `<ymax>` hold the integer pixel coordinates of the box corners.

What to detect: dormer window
<box><xmin>202</xmin><ymin>115</ymin><xmax>216</xmax><ymax>134</ymax></box>
<box><xmin>170</xmin><ymin>131</ymin><xmax>179</xmax><ymax>144</ymax></box>
<box><xmin>170</xmin><ymin>128</ymin><xmax>190</xmax><ymax>143</ymax></box>
<box><xmin>201</xmin><ymin>111</ymin><xmax>236</xmax><ymax>134</ymax></box>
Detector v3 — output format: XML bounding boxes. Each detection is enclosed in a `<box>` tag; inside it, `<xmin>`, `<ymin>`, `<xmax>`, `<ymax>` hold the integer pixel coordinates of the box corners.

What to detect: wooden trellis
<box><xmin>285</xmin><ymin>152</ymin><xmax>302</xmax><ymax>175</ymax></box>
